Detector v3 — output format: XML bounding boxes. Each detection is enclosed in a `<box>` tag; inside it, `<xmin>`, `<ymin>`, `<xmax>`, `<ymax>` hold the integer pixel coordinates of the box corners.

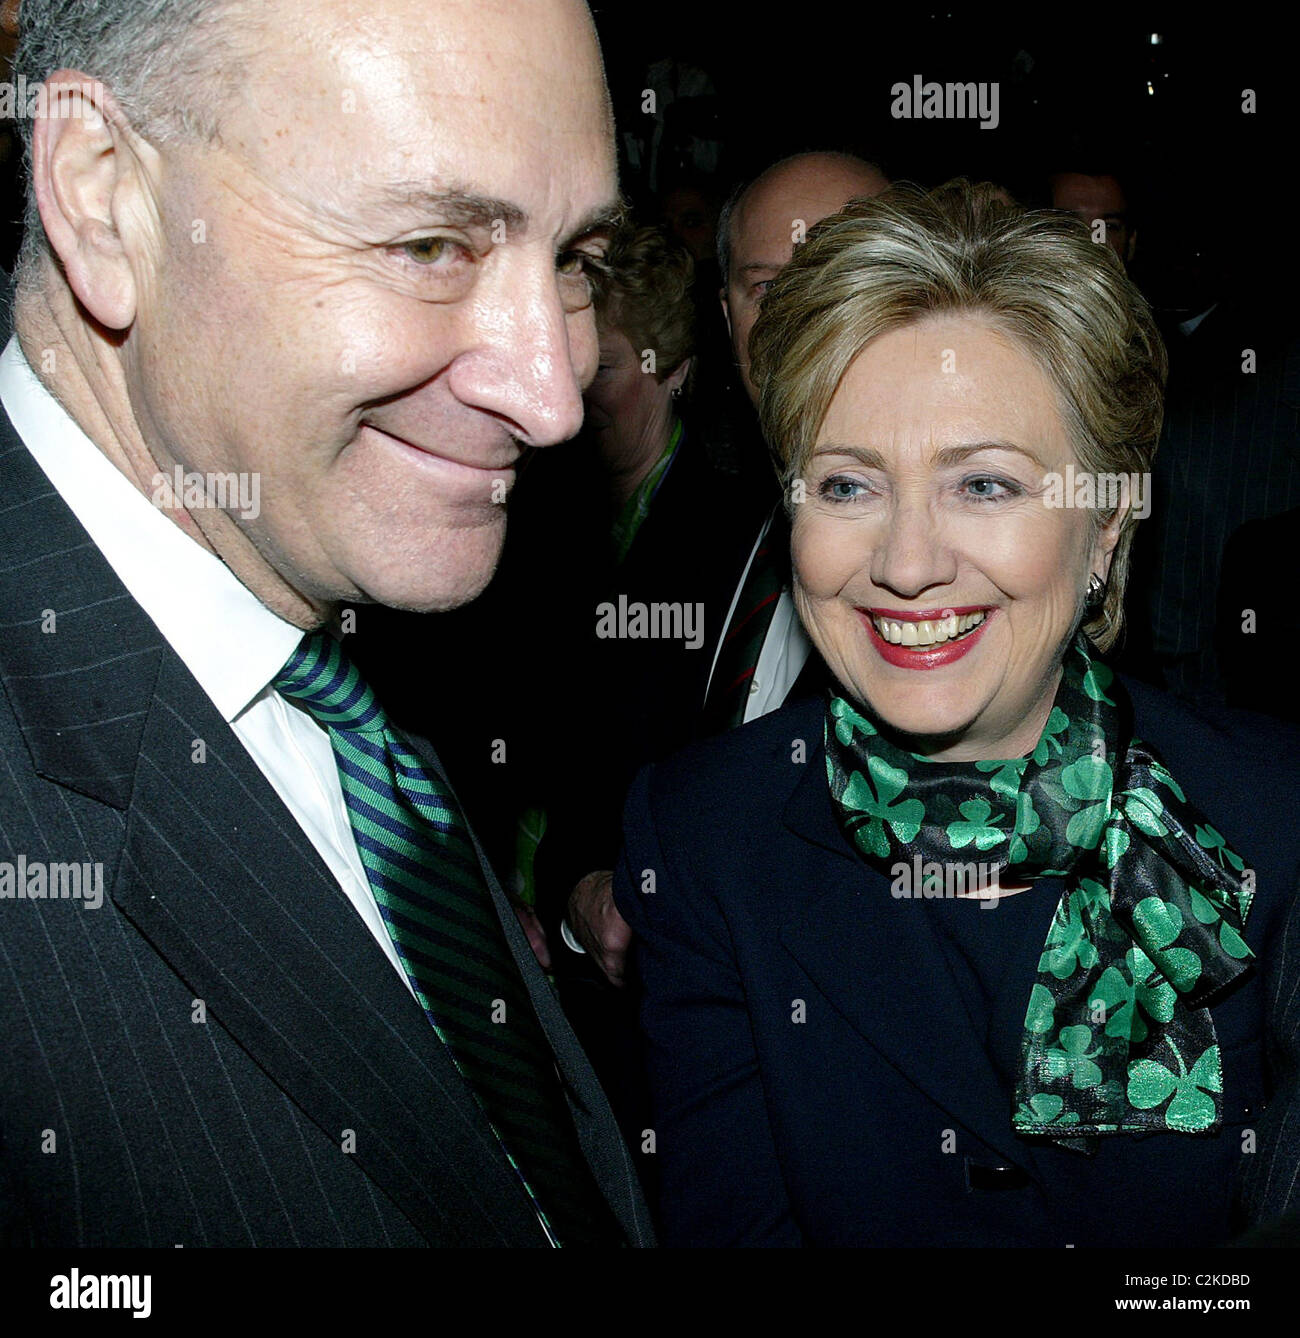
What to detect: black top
<box><xmin>615</xmin><ymin>681</ymin><xmax>1300</xmax><ymax>1247</ymax></box>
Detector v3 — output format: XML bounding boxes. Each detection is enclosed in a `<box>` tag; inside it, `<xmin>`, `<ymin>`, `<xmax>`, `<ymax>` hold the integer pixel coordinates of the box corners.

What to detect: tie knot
<box><xmin>275</xmin><ymin>632</ymin><xmax>387</xmax><ymax>734</ymax></box>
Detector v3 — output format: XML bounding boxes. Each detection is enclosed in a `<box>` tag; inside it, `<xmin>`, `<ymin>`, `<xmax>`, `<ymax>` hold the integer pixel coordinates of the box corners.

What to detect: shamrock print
<box><xmin>1082</xmin><ymin>658</ymin><xmax>1116</xmax><ymax>705</ymax></box>
<box><xmin>840</xmin><ymin>756</ymin><xmax>924</xmax><ymax>858</ymax></box>
<box><xmin>1185</xmin><ymin>884</ymin><xmax>1251</xmax><ymax>960</ymax></box>
<box><xmin>823</xmin><ymin>622</ymin><xmax>1254</xmax><ymax>1141</ymax></box>
<box><xmin>976</xmin><ymin>755</ymin><xmax>1029</xmax><ymax>802</ymax></box>
<box><xmin>1146</xmin><ymin>755</ymin><xmax>1186</xmax><ymax>802</ymax></box>
<box><xmin>1128</xmin><ymin>1040</ymin><xmax>1222</xmax><ymax>1132</ymax></box>
<box><xmin>1060</xmin><ymin>754</ymin><xmax>1113</xmax><ymax>849</ymax></box>
<box><xmin>1195</xmin><ymin>823</ymin><xmax>1246</xmax><ymax>873</ymax></box>
<box><xmin>945</xmin><ymin>797</ymin><xmax>1009</xmax><ymax>852</ymax></box>
<box><xmin>1031</xmin><ymin>707</ymin><xmax>1071</xmax><ymax>766</ymax></box>
<box><xmin>1039</xmin><ymin>892</ymin><xmax>1100</xmax><ymax>979</ymax></box>
<box><xmin>1024</xmin><ymin>982</ymin><xmax>1056</xmax><ymax>1036</ymax></box>
<box><xmin>1129</xmin><ymin>896</ymin><xmax>1202</xmax><ymax>994</ymax></box>
<box><xmin>831</xmin><ymin>696</ymin><xmax>875</xmax><ymax>747</ymax></box>
<box><xmin>1119</xmin><ymin>786</ymin><xmax>1168</xmax><ymax>838</ymax></box>
<box><xmin>1090</xmin><ymin>947</ymin><xmax>1176</xmax><ymax>1043</ymax></box>
<box><xmin>1015</xmin><ymin>1093</ymin><xmax>1080</xmax><ymax>1128</ymax></box>
<box><xmin>1041</xmin><ymin>1024</ymin><xmax>1103</xmax><ymax>1090</ymax></box>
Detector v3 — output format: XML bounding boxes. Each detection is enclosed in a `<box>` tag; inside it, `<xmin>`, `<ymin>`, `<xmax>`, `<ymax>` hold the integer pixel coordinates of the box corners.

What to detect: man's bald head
<box><xmin>720</xmin><ymin>151</ymin><xmax>889</xmax><ymax>406</ymax></box>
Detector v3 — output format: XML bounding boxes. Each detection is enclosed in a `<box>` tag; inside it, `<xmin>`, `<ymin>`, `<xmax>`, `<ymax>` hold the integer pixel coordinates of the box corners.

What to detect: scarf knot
<box><xmin>825</xmin><ymin>633</ymin><xmax>1254</xmax><ymax>1142</ymax></box>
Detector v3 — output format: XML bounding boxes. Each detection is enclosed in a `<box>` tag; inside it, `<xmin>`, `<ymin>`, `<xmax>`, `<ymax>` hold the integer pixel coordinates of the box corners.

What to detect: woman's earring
<box><xmin>1084</xmin><ymin>572</ymin><xmax>1106</xmax><ymax>612</ymax></box>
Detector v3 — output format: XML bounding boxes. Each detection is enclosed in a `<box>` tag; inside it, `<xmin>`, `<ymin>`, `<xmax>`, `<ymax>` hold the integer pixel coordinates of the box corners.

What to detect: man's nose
<box><xmin>870</xmin><ymin>494</ymin><xmax>959</xmax><ymax>599</ymax></box>
<box><xmin>447</xmin><ymin>253</ymin><xmax>589</xmax><ymax>447</ymax></box>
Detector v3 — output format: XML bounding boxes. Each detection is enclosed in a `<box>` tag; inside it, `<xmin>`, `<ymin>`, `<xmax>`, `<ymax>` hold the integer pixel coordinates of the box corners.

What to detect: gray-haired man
<box><xmin>0</xmin><ymin>0</ymin><xmax>651</xmax><ymax>1247</ymax></box>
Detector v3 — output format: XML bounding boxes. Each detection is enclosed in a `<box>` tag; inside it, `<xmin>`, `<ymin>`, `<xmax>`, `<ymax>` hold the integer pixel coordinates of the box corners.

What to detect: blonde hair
<box><xmin>748</xmin><ymin>179</ymin><xmax>1168</xmax><ymax>651</ymax></box>
<box><xmin>596</xmin><ymin>224</ymin><xmax>695</xmax><ymax>383</ymax></box>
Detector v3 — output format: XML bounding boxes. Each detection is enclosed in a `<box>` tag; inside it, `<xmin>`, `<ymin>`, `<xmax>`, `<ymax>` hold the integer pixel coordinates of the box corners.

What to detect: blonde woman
<box><xmin>614</xmin><ymin>182</ymin><xmax>1299</xmax><ymax>1247</ymax></box>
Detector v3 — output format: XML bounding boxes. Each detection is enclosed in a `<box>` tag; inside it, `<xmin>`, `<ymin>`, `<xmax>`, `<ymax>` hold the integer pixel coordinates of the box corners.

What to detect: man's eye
<box><xmin>401</xmin><ymin>236</ymin><xmax>461</xmax><ymax>265</ymax></box>
<box><xmin>754</xmin><ymin>279</ymin><xmax>774</xmax><ymax>297</ymax></box>
<box><xmin>558</xmin><ymin>250</ymin><xmax>607</xmax><ymax>279</ymax></box>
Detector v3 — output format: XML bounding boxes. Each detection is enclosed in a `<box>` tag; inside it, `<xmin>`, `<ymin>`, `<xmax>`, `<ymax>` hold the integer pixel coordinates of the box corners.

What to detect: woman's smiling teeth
<box><xmin>870</xmin><ymin>610</ymin><xmax>988</xmax><ymax>647</ymax></box>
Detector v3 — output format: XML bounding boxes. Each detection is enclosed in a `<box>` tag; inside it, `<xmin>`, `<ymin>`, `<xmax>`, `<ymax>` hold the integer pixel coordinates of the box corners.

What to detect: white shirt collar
<box><xmin>0</xmin><ymin>335</ymin><xmax>305</xmax><ymax>722</ymax></box>
<box><xmin>1178</xmin><ymin>302</ymin><xmax>1218</xmax><ymax>338</ymax></box>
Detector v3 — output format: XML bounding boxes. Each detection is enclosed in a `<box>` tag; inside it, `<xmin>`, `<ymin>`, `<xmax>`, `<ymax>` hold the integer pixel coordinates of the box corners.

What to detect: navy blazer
<box><xmin>614</xmin><ymin>683</ymin><xmax>1300</xmax><ymax>1247</ymax></box>
<box><xmin>0</xmin><ymin>405</ymin><xmax>653</xmax><ymax>1247</ymax></box>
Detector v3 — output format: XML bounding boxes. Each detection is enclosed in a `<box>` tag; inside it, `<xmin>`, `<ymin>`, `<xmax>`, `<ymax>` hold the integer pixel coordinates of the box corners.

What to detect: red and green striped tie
<box><xmin>276</xmin><ymin>632</ymin><xmax>623</xmax><ymax>1247</ymax></box>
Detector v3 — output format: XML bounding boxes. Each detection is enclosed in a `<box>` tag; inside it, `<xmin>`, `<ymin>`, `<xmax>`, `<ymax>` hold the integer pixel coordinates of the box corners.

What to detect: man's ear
<box><xmin>719</xmin><ymin>288</ymin><xmax>732</xmax><ymax>339</ymax></box>
<box><xmin>30</xmin><ymin>69</ymin><xmax>158</xmax><ymax>331</ymax></box>
<box><xmin>1125</xmin><ymin>227</ymin><xmax>1138</xmax><ymax>266</ymax></box>
<box><xmin>0</xmin><ymin>0</ymin><xmax>19</xmax><ymax>41</ymax></box>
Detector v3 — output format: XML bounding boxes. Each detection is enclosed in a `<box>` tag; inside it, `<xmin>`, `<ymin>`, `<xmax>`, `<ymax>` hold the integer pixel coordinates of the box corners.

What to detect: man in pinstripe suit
<box><xmin>0</xmin><ymin>0</ymin><xmax>653</xmax><ymax>1246</ymax></box>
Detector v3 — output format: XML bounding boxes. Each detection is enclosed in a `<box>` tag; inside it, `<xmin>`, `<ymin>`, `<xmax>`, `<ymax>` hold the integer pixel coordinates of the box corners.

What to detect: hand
<box><xmin>511</xmin><ymin>897</ymin><xmax>551</xmax><ymax>972</ymax></box>
<box><xmin>567</xmin><ymin>870</ymin><xmax>631</xmax><ymax>987</ymax></box>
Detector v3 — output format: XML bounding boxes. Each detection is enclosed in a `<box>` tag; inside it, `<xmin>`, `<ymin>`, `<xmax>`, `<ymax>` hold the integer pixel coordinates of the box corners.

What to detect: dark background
<box><xmin>588</xmin><ymin>4</ymin><xmax>1293</xmax><ymax>317</ymax></box>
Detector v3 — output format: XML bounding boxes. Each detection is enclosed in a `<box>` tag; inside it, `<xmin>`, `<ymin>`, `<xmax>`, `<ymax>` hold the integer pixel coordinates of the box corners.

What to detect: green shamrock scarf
<box><xmin>825</xmin><ymin>631</ymin><xmax>1255</xmax><ymax>1142</ymax></box>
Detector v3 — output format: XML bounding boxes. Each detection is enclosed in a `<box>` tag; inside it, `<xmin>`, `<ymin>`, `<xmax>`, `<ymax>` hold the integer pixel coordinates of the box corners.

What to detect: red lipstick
<box><xmin>857</xmin><ymin>607</ymin><xmax>995</xmax><ymax>670</ymax></box>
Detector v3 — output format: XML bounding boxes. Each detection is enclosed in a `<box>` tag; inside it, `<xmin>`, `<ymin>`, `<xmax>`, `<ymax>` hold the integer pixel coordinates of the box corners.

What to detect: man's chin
<box><xmin>358</xmin><ymin>545</ymin><xmax>505</xmax><ymax>614</ymax></box>
<box><xmin>356</xmin><ymin>560</ymin><xmax>500</xmax><ymax>614</ymax></box>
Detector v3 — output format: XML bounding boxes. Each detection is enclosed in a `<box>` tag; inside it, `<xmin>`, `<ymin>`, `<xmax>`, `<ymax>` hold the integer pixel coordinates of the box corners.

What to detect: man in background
<box><xmin>566</xmin><ymin>149</ymin><xmax>890</xmax><ymax>982</ymax></box>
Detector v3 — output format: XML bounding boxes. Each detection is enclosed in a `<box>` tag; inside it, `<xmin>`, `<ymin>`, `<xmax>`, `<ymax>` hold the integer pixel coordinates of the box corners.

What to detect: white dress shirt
<box><xmin>705</xmin><ymin>508</ymin><xmax>813</xmax><ymax>723</ymax></box>
<box><xmin>0</xmin><ymin>336</ymin><xmax>415</xmax><ymax>996</ymax></box>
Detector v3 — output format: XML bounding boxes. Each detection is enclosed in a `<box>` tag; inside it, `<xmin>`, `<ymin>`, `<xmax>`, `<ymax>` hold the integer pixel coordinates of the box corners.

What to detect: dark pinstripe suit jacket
<box><xmin>1242</xmin><ymin>889</ymin><xmax>1300</xmax><ymax>1230</ymax></box>
<box><xmin>1131</xmin><ymin>323</ymin><xmax>1300</xmax><ymax>703</ymax></box>
<box><xmin>0</xmin><ymin>406</ymin><xmax>653</xmax><ymax>1247</ymax></box>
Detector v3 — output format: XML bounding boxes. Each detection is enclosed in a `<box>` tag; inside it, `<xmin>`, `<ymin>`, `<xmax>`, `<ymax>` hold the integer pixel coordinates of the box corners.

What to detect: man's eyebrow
<box><xmin>738</xmin><ymin>261</ymin><xmax>782</xmax><ymax>276</ymax></box>
<box><xmin>373</xmin><ymin>185</ymin><xmax>528</xmax><ymax>230</ymax></box>
<box><xmin>812</xmin><ymin>440</ymin><xmax>1047</xmax><ymax>470</ymax></box>
<box><xmin>372</xmin><ymin>184</ymin><xmax>625</xmax><ymax>246</ymax></box>
<box><xmin>564</xmin><ymin>200</ymin><xmax>626</xmax><ymax>244</ymax></box>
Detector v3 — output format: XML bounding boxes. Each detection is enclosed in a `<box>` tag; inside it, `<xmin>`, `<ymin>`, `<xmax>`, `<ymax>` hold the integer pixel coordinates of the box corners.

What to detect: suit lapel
<box><xmin>778</xmin><ymin>745</ymin><xmax>1036</xmax><ymax>1172</ymax></box>
<box><xmin>111</xmin><ymin>653</ymin><xmax>551</xmax><ymax>1245</ymax></box>
<box><xmin>0</xmin><ymin>416</ymin><xmax>548</xmax><ymax>1245</ymax></box>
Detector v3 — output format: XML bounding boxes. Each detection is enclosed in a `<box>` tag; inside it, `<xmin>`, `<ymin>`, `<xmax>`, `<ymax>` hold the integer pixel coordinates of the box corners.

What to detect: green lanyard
<box><xmin>609</xmin><ymin>417</ymin><xmax>683</xmax><ymax>566</ymax></box>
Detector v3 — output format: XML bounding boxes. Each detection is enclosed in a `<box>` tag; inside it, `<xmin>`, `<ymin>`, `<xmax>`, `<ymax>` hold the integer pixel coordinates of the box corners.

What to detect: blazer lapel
<box><xmin>778</xmin><ymin>749</ymin><xmax>1037</xmax><ymax>1172</ymax></box>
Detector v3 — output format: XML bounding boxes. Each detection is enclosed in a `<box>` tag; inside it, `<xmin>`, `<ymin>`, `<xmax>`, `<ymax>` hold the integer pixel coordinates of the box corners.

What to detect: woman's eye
<box><xmin>819</xmin><ymin>475</ymin><xmax>868</xmax><ymax>502</ymax></box>
<box><xmin>963</xmin><ymin>475</ymin><xmax>1019</xmax><ymax>502</ymax></box>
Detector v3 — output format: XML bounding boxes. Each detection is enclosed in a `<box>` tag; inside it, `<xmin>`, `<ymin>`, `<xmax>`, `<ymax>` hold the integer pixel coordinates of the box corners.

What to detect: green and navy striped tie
<box><xmin>276</xmin><ymin>632</ymin><xmax>622</xmax><ymax>1247</ymax></box>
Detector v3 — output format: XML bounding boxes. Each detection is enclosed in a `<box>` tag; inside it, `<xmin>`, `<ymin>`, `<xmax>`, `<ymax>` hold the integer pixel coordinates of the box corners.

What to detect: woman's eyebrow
<box><xmin>811</xmin><ymin>440</ymin><xmax>1046</xmax><ymax>470</ymax></box>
